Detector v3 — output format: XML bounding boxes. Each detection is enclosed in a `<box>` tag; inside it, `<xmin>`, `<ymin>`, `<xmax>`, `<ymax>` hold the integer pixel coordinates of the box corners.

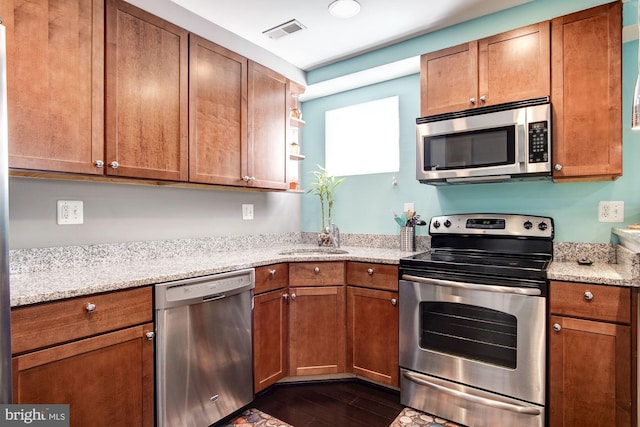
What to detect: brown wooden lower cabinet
<box><xmin>253</xmin><ymin>289</ymin><xmax>288</xmax><ymax>392</ymax></box>
<box><xmin>288</xmin><ymin>285</ymin><xmax>346</xmax><ymax>376</ymax></box>
<box><xmin>12</xmin><ymin>323</ymin><xmax>154</xmax><ymax>427</ymax></box>
<box><xmin>549</xmin><ymin>281</ymin><xmax>635</xmax><ymax>427</ymax></box>
<box><xmin>346</xmin><ymin>286</ymin><xmax>398</xmax><ymax>387</ymax></box>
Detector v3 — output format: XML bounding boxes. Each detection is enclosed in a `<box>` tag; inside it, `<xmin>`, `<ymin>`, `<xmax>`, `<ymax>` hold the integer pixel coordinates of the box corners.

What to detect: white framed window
<box><xmin>325</xmin><ymin>96</ymin><xmax>399</xmax><ymax>177</ymax></box>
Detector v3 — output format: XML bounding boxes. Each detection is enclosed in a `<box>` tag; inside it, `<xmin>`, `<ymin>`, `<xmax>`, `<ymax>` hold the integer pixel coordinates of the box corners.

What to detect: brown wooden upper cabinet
<box><xmin>4</xmin><ymin>0</ymin><xmax>105</xmax><ymax>174</ymax></box>
<box><xmin>248</xmin><ymin>61</ymin><xmax>289</xmax><ymax>190</ymax></box>
<box><xmin>105</xmin><ymin>0</ymin><xmax>189</xmax><ymax>181</ymax></box>
<box><xmin>551</xmin><ymin>2</ymin><xmax>622</xmax><ymax>182</ymax></box>
<box><xmin>420</xmin><ymin>22</ymin><xmax>550</xmax><ymax>117</ymax></box>
<box><xmin>188</xmin><ymin>34</ymin><xmax>248</xmax><ymax>186</ymax></box>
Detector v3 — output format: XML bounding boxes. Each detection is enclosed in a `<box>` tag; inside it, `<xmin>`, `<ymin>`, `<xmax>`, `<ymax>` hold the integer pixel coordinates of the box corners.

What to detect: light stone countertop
<box><xmin>547</xmin><ymin>261</ymin><xmax>637</xmax><ymax>287</ymax></box>
<box><xmin>9</xmin><ymin>245</ymin><xmax>414</xmax><ymax>307</ymax></box>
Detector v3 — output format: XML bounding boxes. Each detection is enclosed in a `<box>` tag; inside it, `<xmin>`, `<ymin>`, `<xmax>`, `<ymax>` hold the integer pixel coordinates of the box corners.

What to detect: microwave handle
<box><xmin>517</xmin><ymin>124</ymin><xmax>526</xmax><ymax>164</ymax></box>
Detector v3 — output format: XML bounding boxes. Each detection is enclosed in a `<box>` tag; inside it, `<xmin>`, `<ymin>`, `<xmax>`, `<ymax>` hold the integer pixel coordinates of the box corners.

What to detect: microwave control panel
<box><xmin>528</xmin><ymin>121</ymin><xmax>549</xmax><ymax>163</ymax></box>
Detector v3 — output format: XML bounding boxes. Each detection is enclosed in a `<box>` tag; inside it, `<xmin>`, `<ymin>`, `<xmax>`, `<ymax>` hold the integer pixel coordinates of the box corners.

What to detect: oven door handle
<box><xmin>401</xmin><ymin>274</ymin><xmax>541</xmax><ymax>296</ymax></box>
<box><xmin>403</xmin><ymin>371</ymin><xmax>542</xmax><ymax>416</ymax></box>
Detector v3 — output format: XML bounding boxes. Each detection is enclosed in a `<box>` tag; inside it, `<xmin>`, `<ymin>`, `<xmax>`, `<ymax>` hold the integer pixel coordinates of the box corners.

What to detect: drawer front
<box><xmin>255</xmin><ymin>263</ymin><xmax>289</xmax><ymax>294</ymax></box>
<box><xmin>550</xmin><ymin>281</ymin><xmax>631</xmax><ymax>324</ymax></box>
<box><xmin>346</xmin><ymin>262</ymin><xmax>398</xmax><ymax>291</ymax></box>
<box><xmin>11</xmin><ymin>286</ymin><xmax>153</xmax><ymax>354</ymax></box>
<box><xmin>289</xmin><ymin>261</ymin><xmax>345</xmax><ymax>286</ymax></box>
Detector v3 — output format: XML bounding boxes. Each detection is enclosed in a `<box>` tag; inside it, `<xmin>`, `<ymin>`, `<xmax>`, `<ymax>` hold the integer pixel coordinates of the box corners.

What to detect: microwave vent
<box><xmin>263</xmin><ymin>19</ymin><xmax>306</xmax><ymax>40</ymax></box>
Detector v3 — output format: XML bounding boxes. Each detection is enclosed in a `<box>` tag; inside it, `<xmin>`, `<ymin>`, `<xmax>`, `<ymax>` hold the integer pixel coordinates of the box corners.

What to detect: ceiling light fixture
<box><xmin>328</xmin><ymin>0</ymin><xmax>361</xmax><ymax>19</ymax></box>
<box><xmin>632</xmin><ymin>0</ymin><xmax>640</xmax><ymax>130</ymax></box>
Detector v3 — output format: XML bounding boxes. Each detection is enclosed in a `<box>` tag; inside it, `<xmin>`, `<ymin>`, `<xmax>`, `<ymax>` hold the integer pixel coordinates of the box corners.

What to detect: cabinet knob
<box><xmin>479</xmin><ymin>95</ymin><xmax>486</xmax><ymax>102</ymax></box>
<box><xmin>554</xmin><ymin>164</ymin><xmax>563</xmax><ymax>171</ymax></box>
<box><xmin>110</xmin><ymin>161</ymin><xmax>119</xmax><ymax>169</ymax></box>
<box><xmin>584</xmin><ymin>291</ymin><xmax>594</xmax><ymax>301</ymax></box>
<box><xmin>290</xmin><ymin>293</ymin><xmax>297</xmax><ymax>301</ymax></box>
<box><xmin>367</xmin><ymin>268</ymin><xmax>374</xmax><ymax>275</ymax></box>
<box><xmin>145</xmin><ymin>331</ymin><xmax>155</xmax><ymax>341</ymax></box>
<box><xmin>269</xmin><ymin>269</ymin><xmax>277</xmax><ymax>277</ymax></box>
<box><xmin>314</xmin><ymin>267</ymin><xmax>320</xmax><ymax>274</ymax></box>
<box><xmin>95</xmin><ymin>160</ymin><xmax>104</xmax><ymax>168</ymax></box>
<box><xmin>469</xmin><ymin>97</ymin><xmax>476</xmax><ymax>104</ymax></box>
<box><xmin>391</xmin><ymin>298</ymin><xmax>397</xmax><ymax>306</ymax></box>
<box><xmin>242</xmin><ymin>176</ymin><xmax>256</xmax><ymax>182</ymax></box>
<box><xmin>85</xmin><ymin>302</ymin><xmax>96</xmax><ymax>313</ymax></box>
<box><xmin>553</xmin><ymin>323</ymin><xmax>562</xmax><ymax>332</ymax></box>
<box><xmin>282</xmin><ymin>293</ymin><xmax>289</xmax><ymax>300</ymax></box>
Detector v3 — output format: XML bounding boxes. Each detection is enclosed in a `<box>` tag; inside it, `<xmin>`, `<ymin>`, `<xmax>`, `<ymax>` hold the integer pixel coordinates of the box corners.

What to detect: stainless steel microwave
<box><xmin>416</xmin><ymin>97</ymin><xmax>551</xmax><ymax>185</ymax></box>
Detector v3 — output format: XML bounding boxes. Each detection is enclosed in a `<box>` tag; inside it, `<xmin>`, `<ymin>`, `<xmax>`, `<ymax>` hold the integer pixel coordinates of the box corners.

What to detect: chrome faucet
<box><xmin>331</xmin><ymin>223</ymin><xmax>340</xmax><ymax>248</ymax></box>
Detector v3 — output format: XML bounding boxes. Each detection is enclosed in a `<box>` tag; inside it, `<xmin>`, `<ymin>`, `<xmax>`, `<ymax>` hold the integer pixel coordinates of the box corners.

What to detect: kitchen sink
<box><xmin>278</xmin><ymin>248</ymin><xmax>349</xmax><ymax>255</ymax></box>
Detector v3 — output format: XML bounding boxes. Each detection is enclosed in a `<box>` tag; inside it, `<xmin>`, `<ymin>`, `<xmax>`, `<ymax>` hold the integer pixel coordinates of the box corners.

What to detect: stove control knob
<box><xmin>432</xmin><ymin>220</ymin><xmax>441</xmax><ymax>229</ymax></box>
<box><xmin>538</xmin><ymin>222</ymin><xmax>548</xmax><ymax>231</ymax></box>
<box><xmin>443</xmin><ymin>220</ymin><xmax>451</xmax><ymax>228</ymax></box>
<box><xmin>523</xmin><ymin>221</ymin><xmax>533</xmax><ymax>230</ymax></box>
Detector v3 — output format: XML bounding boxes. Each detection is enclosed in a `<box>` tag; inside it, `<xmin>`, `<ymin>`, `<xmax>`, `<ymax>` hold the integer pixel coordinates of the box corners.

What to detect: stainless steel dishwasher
<box><xmin>155</xmin><ymin>268</ymin><xmax>255</xmax><ymax>427</ymax></box>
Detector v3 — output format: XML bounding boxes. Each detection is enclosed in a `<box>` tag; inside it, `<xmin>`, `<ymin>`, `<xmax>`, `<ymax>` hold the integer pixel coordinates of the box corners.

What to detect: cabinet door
<box><xmin>13</xmin><ymin>323</ymin><xmax>154</xmax><ymax>427</ymax></box>
<box><xmin>189</xmin><ymin>34</ymin><xmax>248</xmax><ymax>186</ymax></box>
<box><xmin>253</xmin><ymin>289</ymin><xmax>288</xmax><ymax>392</ymax></box>
<box><xmin>105</xmin><ymin>0</ymin><xmax>188</xmax><ymax>181</ymax></box>
<box><xmin>551</xmin><ymin>3</ymin><xmax>621</xmax><ymax>181</ymax></box>
<box><xmin>479</xmin><ymin>22</ymin><xmax>550</xmax><ymax>106</ymax></box>
<box><xmin>549</xmin><ymin>315</ymin><xmax>631</xmax><ymax>427</ymax></box>
<box><xmin>347</xmin><ymin>286</ymin><xmax>398</xmax><ymax>387</ymax></box>
<box><xmin>4</xmin><ymin>0</ymin><xmax>104</xmax><ymax>174</ymax></box>
<box><xmin>420</xmin><ymin>42</ymin><xmax>478</xmax><ymax>116</ymax></box>
<box><xmin>247</xmin><ymin>61</ymin><xmax>288</xmax><ymax>190</ymax></box>
<box><xmin>289</xmin><ymin>285</ymin><xmax>345</xmax><ymax>376</ymax></box>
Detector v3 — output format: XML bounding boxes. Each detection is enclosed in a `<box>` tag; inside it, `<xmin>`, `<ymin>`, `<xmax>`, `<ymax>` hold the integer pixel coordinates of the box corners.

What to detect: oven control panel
<box><xmin>429</xmin><ymin>213</ymin><xmax>553</xmax><ymax>238</ymax></box>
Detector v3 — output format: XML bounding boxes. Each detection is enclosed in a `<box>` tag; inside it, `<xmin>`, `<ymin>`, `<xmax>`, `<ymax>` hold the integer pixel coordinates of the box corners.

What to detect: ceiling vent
<box><xmin>263</xmin><ymin>19</ymin><xmax>306</xmax><ymax>40</ymax></box>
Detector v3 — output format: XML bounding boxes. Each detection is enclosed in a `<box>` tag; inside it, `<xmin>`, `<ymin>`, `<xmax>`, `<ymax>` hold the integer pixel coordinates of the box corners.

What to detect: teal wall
<box><xmin>300</xmin><ymin>0</ymin><xmax>640</xmax><ymax>243</ymax></box>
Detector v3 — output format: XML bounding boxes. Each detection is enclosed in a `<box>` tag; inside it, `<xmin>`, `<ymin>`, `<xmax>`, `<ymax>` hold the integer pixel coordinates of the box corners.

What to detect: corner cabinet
<box><xmin>551</xmin><ymin>2</ymin><xmax>622</xmax><ymax>181</ymax></box>
<box><xmin>105</xmin><ymin>0</ymin><xmax>189</xmax><ymax>181</ymax></box>
<box><xmin>420</xmin><ymin>22</ymin><xmax>550</xmax><ymax>116</ymax></box>
<box><xmin>288</xmin><ymin>261</ymin><xmax>346</xmax><ymax>376</ymax></box>
<box><xmin>11</xmin><ymin>286</ymin><xmax>154</xmax><ymax>427</ymax></box>
<box><xmin>346</xmin><ymin>262</ymin><xmax>399</xmax><ymax>387</ymax></box>
<box><xmin>253</xmin><ymin>264</ymin><xmax>289</xmax><ymax>393</ymax></box>
<box><xmin>247</xmin><ymin>61</ymin><xmax>289</xmax><ymax>190</ymax></box>
<box><xmin>3</xmin><ymin>0</ymin><xmax>105</xmax><ymax>174</ymax></box>
<box><xmin>549</xmin><ymin>281</ymin><xmax>635</xmax><ymax>427</ymax></box>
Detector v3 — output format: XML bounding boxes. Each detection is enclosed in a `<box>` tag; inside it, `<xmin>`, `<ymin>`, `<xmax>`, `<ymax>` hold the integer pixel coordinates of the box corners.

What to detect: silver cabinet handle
<box><xmin>85</xmin><ymin>303</ymin><xmax>96</xmax><ymax>313</ymax></box>
<box><xmin>269</xmin><ymin>269</ymin><xmax>277</xmax><ymax>277</ymax></box>
<box><xmin>367</xmin><ymin>268</ymin><xmax>374</xmax><ymax>275</ymax></box>
<box><xmin>282</xmin><ymin>293</ymin><xmax>289</xmax><ymax>300</ymax></box>
<box><xmin>554</xmin><ymin>164</ymin><xmax>563</xmax><ymax>171</ymax></box>
<box><xmin>242</xmin><ymin>176</ymin><xmax>256</xmax><ymax>182</ymax></box>
<box><xmin>553</xmin><ymin>323</ymin><xmax>562</xmax><ymax>332</ymax></box>
<box><xmin>469</xmin><ymin>97</ymin><xmax>476</xmax><ymax>104</ymax></box>
<box><xmin>314</xmin><ymin>267</ymin><xmax>320</xmax><ymax>274</ymax></box>
<box><xmin>479</xmin><ymin>95</ymin><xmax>486</xmax><ymax>102</ymax></box>
<box><xmin>290</xmin><ymin>293</ymin><xmax>296</xmax><ymax>301</ymax></box>
<box><xmin>391</xmin><ymin>298</ymin><xmax>397</xmax><ymax>306</ymax></box>
<box><xmin>110</xmin><ymin>161</ymin><xmax>119</xmax><ymax>169</ymax></box>
<box><xmin>250</xmin><ymin>176</ymin><xmax>256</xmax><ymax>182</ymax></box>
<box><xmin>145</xmin><ymin>331</ymin><xmax>155</xmax><ymax>340</ymax></box>
<box><xmin>584</xmin><ymin>291</ymin><xmax>594</xmax><ymax>301</ymax></box>
<box><xmin>95</xmin><ymin>160</ymin><xmax>104</xmax><ymax>168</ymax></box>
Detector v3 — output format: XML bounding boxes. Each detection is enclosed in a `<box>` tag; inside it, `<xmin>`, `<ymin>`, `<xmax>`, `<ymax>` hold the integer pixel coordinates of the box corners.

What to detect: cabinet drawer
<box><xmin>255</xmin><ymin>263</ymin><xmax>289</xmax><ymax>294</ymax></box>
<box><xmin>346</xmin><ymin>262</ymin><xmax>398</xmax><ymax>291</ymax></box>
<box><xmin>289</xmin><ymin>261</ymin><xmax>345</xmax><ymax>286</ymax></box>
<box><xmin>550</xmin><ymin>281</ymin><xmax>631</xmax><ymax>324</ymax></box>
<box><xmin>11</xmin><ymin>286</ymin><xmax>153</xmax><ymax>355</ymax></box>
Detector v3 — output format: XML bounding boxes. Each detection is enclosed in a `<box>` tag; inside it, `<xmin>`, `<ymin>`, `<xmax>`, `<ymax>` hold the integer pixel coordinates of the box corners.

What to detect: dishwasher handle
<box><xmin>202</xmin><ymin>293</ymin><xmax>226</xmax><ymax>302</ymax></box>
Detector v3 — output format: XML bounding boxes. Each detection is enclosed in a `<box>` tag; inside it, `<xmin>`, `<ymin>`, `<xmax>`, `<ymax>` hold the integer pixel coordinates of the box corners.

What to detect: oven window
<box><xmin>420</xmin><ymin>302</ymin><xmax>517</xmax><ymax>369</ymax></box>
<box><xmin>424</xmin><ymin>126</ymin><xmax>515</xmax><ymax>170</ymax></box>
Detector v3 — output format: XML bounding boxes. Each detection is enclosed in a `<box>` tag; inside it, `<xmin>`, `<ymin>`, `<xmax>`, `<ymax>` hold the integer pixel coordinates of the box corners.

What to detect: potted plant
<box><xmin>307</xmin><ymin>165</ymin><xmax>344</xmax><ymax>246</ymax></box>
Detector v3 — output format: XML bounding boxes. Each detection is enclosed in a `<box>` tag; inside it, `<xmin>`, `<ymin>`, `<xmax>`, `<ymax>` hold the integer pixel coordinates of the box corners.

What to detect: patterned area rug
<box><xmin>222</xmin><ymin>408</ymin><xmax>293</xmax><ymax>427</ymax></box>
<box><xmin>390</xmin><ymin>407</ymin><xmax>463</xmax><ymax>427</ymax></box>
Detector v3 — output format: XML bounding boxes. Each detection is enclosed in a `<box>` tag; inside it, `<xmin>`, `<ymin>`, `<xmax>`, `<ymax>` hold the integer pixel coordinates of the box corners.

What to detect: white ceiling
<box><xmin>169</xmin><ymin>0</ymin><xmax>532</xmax><ymax>71</ymax></box>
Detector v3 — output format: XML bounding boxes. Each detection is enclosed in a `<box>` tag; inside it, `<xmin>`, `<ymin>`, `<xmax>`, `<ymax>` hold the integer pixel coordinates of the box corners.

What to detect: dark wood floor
<box><xmin>250</xmin><ymin>380</ymin><xmax>405</xmax><ymax>427</ymax></box>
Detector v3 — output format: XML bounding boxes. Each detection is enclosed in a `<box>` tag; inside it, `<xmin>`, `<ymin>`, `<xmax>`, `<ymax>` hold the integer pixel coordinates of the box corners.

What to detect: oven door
<box><xmin>399</xmin><ymin>276</ymin><xmax>546</xmax><ymax>406</ymax></box>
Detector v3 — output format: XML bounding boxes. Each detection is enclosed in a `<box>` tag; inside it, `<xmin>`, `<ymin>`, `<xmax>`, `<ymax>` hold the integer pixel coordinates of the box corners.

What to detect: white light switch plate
<box><xmin>57</xmin><ymin>200</ymin><xmax>83</xmax><ymax>225</ymax></box>
<box><xmin>242</xmin><ymin>204</ymin><xmax>254</xmax><ymax>220</ymax></box>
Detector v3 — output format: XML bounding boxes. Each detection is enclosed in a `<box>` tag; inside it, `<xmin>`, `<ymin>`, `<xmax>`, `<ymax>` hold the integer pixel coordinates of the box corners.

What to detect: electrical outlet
<box><xmin>598</xmin><ymin>201</ymin><xmax>624</xmax><ymax>222</ymax></box>
<box><xmin>242</xmin><ymin>204</ymin><xmax>254</xmax><ymax>220</ymax></box>
<box><xmin>404</xmin><ymin>203</ymin><xmax>415</xmax><ymax>213</ymax></box>
<box><xmin>57</xmin><ymin>200</ymin><xmax>83</xmax><ymax>225</ymax></box>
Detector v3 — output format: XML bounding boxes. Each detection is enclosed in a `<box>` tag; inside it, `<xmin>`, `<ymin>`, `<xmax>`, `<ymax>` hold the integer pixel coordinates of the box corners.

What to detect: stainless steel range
<box><xmin>399</xmin><ymin>213</ymin><xmax>553</xmax><ymax>427</ymax></box>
